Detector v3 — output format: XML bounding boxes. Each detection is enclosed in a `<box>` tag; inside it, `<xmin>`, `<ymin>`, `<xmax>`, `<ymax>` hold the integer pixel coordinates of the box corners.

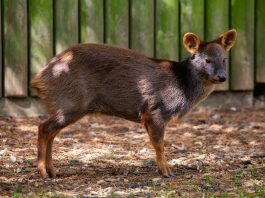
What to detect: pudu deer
<box><xmin>31</xmin><ymin>29</ymin><xmax>237</xmax><ymax>178</ymax></box>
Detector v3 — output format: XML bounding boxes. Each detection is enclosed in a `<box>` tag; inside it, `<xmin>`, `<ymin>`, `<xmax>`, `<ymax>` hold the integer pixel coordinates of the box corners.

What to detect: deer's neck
<box><xmin>171</xmin><ymin>58</ymin><xmax>215</xmax><ymax>117</ymax></box>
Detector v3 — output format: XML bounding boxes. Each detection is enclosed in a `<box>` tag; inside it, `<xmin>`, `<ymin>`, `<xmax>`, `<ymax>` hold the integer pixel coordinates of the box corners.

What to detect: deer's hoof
<box><xmin>162</xmin><ymin>172</ymin><xmax>175</xmax><ymax>178</ymax></box>
<box><xmin>46</xmin><ymin>166</ymin><xmax>56</xmax><ymax>178</ymax></box>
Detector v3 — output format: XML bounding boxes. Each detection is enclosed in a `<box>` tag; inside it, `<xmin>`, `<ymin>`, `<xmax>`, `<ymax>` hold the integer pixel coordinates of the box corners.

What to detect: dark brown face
<box><xmin>183</xmin><ymin>29</ymin><xmax>237</xmax><ymax>84</ymax></box>
<box><xmin>191</xmin><ymin>43</ymin><xmax>227</xmax><ymax>83</ymax></box>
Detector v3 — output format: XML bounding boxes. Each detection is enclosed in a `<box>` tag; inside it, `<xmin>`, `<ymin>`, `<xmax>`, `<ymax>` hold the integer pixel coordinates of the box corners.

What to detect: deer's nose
<box><xmin>218</xmin><ymin>75</ymin><xmax>226</xmax><ymax>82</ymax></box>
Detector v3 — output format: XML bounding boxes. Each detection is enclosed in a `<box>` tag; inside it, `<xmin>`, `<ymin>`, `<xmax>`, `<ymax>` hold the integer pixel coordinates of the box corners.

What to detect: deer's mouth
<box><xmin>209</xmin><ymin>79</ymin><xmax>224</xmax><ymax>84</ymax></box>
<box><xmin>209</xmin><ymin>76</ymin><xmax>226</xmax><ymax>84</ymax></box>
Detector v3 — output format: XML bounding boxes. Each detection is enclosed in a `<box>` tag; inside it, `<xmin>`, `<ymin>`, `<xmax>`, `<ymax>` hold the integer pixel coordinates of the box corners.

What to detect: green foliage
<box><xmin>110</xmin><ymin>191</ymin><xmax>118</xmax><ymax>198</ymax></box>
<box><xmin>12</xmin><ymin>192</ymin><xmax>23</xmax><ymax>198</ymax></box>
<box><xmin>203</xmin><ymin>175</ymin><xmax>214</xmax><ymax>189</ymax></box>
<box><xmin>233</xmin><ymin>171</ymin><xmax>242</xmax><ymax>186</ymax></box>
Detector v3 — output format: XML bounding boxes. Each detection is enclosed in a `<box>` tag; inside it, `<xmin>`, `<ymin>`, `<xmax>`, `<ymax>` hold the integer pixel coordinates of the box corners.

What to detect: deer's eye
<box><xmin>206</xmin><ymin>59</ymin><xmax>211</xmax><ymax>64</ymax></box>
<box><xmin>223</xmin><ymin>58</ymin><xmax>227</xmax><ymax>64</ymax></box>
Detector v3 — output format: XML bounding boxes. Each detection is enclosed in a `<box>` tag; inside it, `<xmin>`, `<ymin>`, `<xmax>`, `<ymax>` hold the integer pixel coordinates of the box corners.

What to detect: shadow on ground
<box><xmin>0</xmin><ymin>108</ymin><xmax>265</xmax><ymax>197</ymax></box>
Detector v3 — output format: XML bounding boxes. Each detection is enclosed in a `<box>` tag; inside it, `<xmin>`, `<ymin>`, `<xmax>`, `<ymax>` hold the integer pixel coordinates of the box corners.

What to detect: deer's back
<box><xmin>31</xmin><ymin>44</ymin><xmax>177</xmax><ymax>121</ymax></box>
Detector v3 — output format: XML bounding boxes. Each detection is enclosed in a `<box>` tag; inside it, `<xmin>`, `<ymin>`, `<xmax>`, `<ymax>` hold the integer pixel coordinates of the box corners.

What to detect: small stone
<box><xmin>212</xmin><ymin>113</ymin><xmax>221</xmax><ymax>121</ymax></box>
<box><xmin>183</xmin><ymin>132</ymin><xmax>196</xmax><ymax>137</ymax></box>
<box><xmin>10</xmin><ymin>155</ymin><xmax>16</xmax><ymax>162</ymax></box>
<box><xmin>18</xmin><ymin>178</ymin><xmax>24</xmax><ymax>183</ymax></box>
<box><xmin>224</xmin><ymin>127</ymin><xmax>234</xmax><ymax>133</ymax></box>
<box><xmin>91</xmin><ymin>123</ymin><xmax>99</xmax><ymax>128</ymax></box>
<box><xmin>230</xmin><ymin>107</ymin><xmax>237</xmax><ymax>111</ymax></box>
<box><xmin>194</xmin><ymin>141</ymin><xmax>203</xmax><ymax>146</ymax></box>
<box><xmin>249</xmin><ymin>123</ymin><xmax>260</xmax><ymax>129</ymax></box>
<box><xmin>115</xmin><ymin>191</ymin><xmax>126</xmax><ymax>196</ymax></box>
<box><xmin>97</xmin><ymin>180</ymin><xmax>105</xmax><ymax>185</ymax></box>
<box><xmin>194</xmin><ymin>124</ymin><xmax>209</xmax><ymax>130</ymax></box>
<box><xmin>213</xmin><ymin>145</ymin><xmax>221</xmax><ymax>149</ymax></box>
<box><xmin>210</xmin><ymin>124</ymin><xmax>223</xmax><ymax>130</ymax></box>
<box><xmin>152</xmin><ymin>178</ymin><xmax>161</xmax><ymax>183</ymax></box>
<box><xmin>89</xmin><ymin>131</ymin><xmax>97</xmax><ymax>137</ymax></box>
<box><xmin>194</xmin><ymin>154</ymin><xmax>206</xmax><ymax>160</ymax></box>
<box><xmin>0</xmin><ymin>148</ymin><xmax>7</xmax><ymax>156</ymax></box>
<box><xmin>105</xmin><ymin>187</ymin><xmax>113</xmax><ymax>193</ymax></box>
<box><xmin>138</xmin><ymin>148</ymin><xmax>147</xmax><ymax>154</ymax></box>
<box><xmin>168</xmin><ymin>157</ymin><xmax>186</xmax><ymax>166</ymax></box>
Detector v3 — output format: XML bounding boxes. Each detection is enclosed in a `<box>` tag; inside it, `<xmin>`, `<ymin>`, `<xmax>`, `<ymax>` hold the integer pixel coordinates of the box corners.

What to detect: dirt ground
<box><xmin>0</xmin><ymin>107</ymin><xmax>265</xmax><ymax>197</ymax></box>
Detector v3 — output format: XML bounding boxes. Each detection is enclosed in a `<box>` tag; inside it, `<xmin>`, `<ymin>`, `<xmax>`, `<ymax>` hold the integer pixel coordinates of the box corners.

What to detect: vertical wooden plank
<box><xmin>80</xmin><ymin>0</ymin><xmax>104</xmax><ymax>43</ymax></box>
<box><xmin>4</xmin><ymin>0</ymin><xmax>28</xmax><ymax>97</ymax></box>
<box><xmin>105</xmin><ymin>0</ymin><xmax>128</xmax><ymax>47</ymax></box>
<box><xmin>131</xmin><ymin>0</ymin><xmax>154</xmax><ymax>56</ymax></box>
<box><xmin>0</xmin><ymin>0</ymin><xmax>2</xmax><ymax>97</ymax></box>
<box><xmin>206</xmin><ymin>0</ymin><xmax>229</xmax><ymax>91</ymax></box>
<box><xmin>256</xmin><ymin>0</ymin><xmax>265</xmax><ymax>83</ymax></box>
<box><xmin>156</xmin><ymin>0</ymin><xmax>179</xmax><ymax>61</ymax></box>
<box><xmin>55</xmin><ymin>0</ymin><xmax>78</xmax><ymax>54</ymax></box>
<box><xmin>180</xmin><ymin>0</ymin><xmax>204</xmax><ymax>59</ymax></box>
<box><xmin>230</xmin><ymin>0</ymin><xmax>254</xmax><ymax>90</ymax></box>
<box><xmin>29</xmin><ymin>0</ymin><xmax>53</xmax><ymax>96</ymax></box>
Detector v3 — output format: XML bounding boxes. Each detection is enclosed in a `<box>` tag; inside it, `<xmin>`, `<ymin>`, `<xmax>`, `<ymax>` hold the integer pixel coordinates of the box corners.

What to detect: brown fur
<box><xmin>32</xmin><ymin>30</ymin><xmax>237</xmax><ymax>178</ymax></box>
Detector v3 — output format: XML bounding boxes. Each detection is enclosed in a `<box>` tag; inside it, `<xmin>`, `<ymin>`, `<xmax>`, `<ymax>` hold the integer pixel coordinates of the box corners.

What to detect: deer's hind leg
<box><xmin>38</xmin><ymin>111</ymin><xmax>86</xmax><ymax>178</ymax></box>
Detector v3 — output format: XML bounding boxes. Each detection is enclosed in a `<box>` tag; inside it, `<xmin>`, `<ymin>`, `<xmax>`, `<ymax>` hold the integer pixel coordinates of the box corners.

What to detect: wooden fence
<box><xmin>0</xmin><ymin>0</ymin><xmax>264</xmax><ymax>99</ymax></box>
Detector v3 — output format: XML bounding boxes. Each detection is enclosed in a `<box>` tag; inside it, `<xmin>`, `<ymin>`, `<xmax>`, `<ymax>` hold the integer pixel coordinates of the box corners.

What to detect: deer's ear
<box><xmin>183</xmin><ymin>33</ymin><xmax>201</xmax><ymax>54</ymax></box>
<box><xmin>218</xmin><ymin>29</ymin><xmax>237</xmax><ymax>51</ymax></box>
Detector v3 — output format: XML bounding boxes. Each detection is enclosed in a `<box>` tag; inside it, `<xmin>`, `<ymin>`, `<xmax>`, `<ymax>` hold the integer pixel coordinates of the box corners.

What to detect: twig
<box><xmin>228</xmin><ymin>165</ymin><xmax>265</xmax><ymax>173</ymax></box>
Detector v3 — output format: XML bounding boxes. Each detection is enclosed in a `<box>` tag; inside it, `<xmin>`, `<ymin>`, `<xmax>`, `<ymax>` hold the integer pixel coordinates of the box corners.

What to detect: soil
<box><xmin>0</xmin><ymin>107</ymin><xmax>265</xmax><ymax>197</ymax></box>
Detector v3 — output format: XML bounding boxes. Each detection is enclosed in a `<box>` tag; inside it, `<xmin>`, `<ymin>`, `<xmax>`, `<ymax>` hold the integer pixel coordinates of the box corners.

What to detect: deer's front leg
<box><xmin>143</xmin><ymin>116</ymin><xmax>174</xmax><ymax>178</ymax></box>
